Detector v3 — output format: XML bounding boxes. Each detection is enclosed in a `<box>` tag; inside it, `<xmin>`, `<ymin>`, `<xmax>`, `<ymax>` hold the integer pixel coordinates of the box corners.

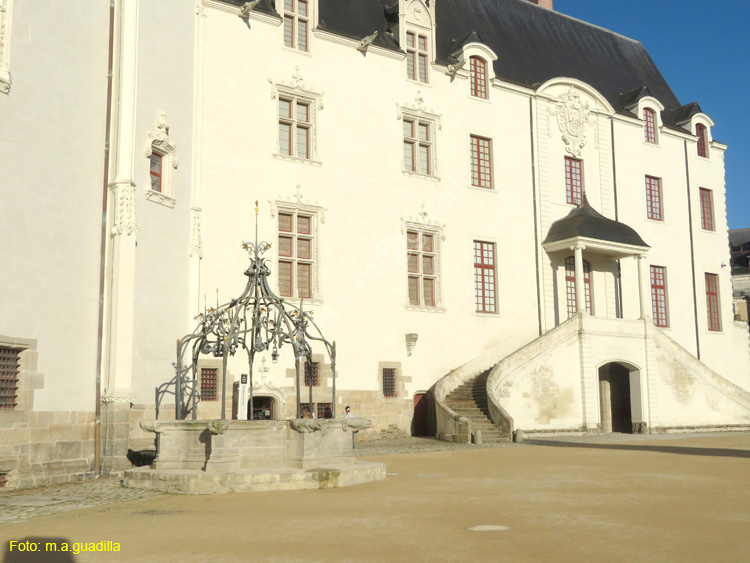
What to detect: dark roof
<box><xmin>316</xmin><ymin>0</ymin><xmax>684</xmax><ymax>119</ymax></box>
<box><xmin>543</xmin><ymin>198</ymin><xmax>650</xmax><ymax>248</ymax></box>
<box><xmin>730</xmin><ymin>228</ymin><xmax>750</xmax><ymax>250</ymax></box>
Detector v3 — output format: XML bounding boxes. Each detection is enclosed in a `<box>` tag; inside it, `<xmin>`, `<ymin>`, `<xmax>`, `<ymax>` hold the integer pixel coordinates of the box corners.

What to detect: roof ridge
<box><xmin>516</xmin><ymin>0</ymin><xmax>643</xmax><ymax>46</ymax></box>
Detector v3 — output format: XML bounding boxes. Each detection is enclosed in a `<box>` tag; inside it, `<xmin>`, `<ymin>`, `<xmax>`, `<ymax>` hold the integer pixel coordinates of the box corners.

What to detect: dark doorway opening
<box><xmin>599</xmin><ymin>363</ymin><xmax>633</xmax><ymax>433</ymax></box>
<box><xmin>412</xmin><ymin>392</ymin><xmax>435</xmax><ymax>437</ymax></box>
<box><xmin>248</xmin><ymin>396</ymin><xmax>274</xmax><ymax>420</ymax></box>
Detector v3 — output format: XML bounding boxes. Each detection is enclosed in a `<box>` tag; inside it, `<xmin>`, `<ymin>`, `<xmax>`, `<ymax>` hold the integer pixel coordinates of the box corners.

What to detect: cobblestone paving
<box><xmin>0</xmin><ymin>480</ymin><xmax>161</xmax><ymax>526</ymax></box>
<box><xmin>2</xmin><ymin>431</ymin><xmax>747</xmax><ymax>525</ymax></box>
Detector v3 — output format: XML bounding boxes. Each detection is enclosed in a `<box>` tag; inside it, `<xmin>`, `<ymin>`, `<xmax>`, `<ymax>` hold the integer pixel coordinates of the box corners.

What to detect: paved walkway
<box><xmin>0</xmin><ymin>431</ymin><xmax>743</xmax><ymax>526</ymax></box>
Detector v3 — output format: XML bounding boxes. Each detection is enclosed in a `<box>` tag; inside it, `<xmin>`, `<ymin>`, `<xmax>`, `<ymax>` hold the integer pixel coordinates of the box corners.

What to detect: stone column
<box><xmin>599</xmin><ymin>378</ymin><xmax>612</xmax><ymax>433</ymax></box>
<box><xmin>637</xmin><ymin>254</ymin><xmax>650</xmax><ymax>320</ymax></box>
<box><xmin>574</xmin><ymin>244</ymin><xmax>587</xmax><ymax>314</ymax></box>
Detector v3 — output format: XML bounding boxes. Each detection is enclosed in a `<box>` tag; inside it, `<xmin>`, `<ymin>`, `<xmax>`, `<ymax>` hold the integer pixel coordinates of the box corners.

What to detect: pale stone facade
<box><xmin>1</xmin><ymin>0</ymin><xmax>749</xmax><ymax>489</ymax></box>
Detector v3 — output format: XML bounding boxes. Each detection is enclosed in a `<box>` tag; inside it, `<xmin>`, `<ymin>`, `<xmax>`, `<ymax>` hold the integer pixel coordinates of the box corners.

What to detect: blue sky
<box><xmin>555</xmin><ymin>0</ymin><xmax>749</xmax><ymax>230</ymax></box>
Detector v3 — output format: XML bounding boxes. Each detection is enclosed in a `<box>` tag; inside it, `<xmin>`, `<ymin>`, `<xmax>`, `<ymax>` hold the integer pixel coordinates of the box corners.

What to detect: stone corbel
<box><xmin>290</xmin><ymin>419</ymin><xmax>326</xmax><ymax>433</ymax></box>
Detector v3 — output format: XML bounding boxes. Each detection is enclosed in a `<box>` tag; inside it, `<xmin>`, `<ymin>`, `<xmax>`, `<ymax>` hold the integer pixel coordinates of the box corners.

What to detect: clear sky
<box><xmin>555</xmin><ymin>0</ymin><xmax>749</xmax><ymax>231</ymax></box>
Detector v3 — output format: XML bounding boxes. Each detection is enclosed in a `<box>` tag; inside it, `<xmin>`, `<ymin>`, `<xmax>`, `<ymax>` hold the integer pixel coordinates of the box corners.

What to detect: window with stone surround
<box><xmin>144</xmin><ymin>113</ymin><xmax>179</xmax><ymax>208</ymax></box>
<box><xmin>470</xmin><ymin>135</ymin><xmax>492</xmax><ymax>189</ymax></box>
<box><xmin>279</xmin><ymin>97</ymin><xmax>312</xmax><ymax>160</ymax></box>
<box><xmin>403</xmin><ymin>118</ymin><xmax>434</xmax><ymax>176</ymax></box>
<box><xmin>200</xmin><ymin>368</ymin><xmax>218</xmax><ymax>402</ymax></box>
<box><xmin>645</xmin><ymin>175</ymin><xmax>663</xmax><ymax>221</ymax></box>
<box><xmin>407</xmin><ymin>229</ymin><xmax>439</xmax><ymax>308</ymax></box>
<box><xmin>696</xmin><ymin>124</ymin><xmax>709</xmax><ymax>158</ymax></box>
<box><xmin>470</xmin><ymin>56</ymin><xmax>487</xmax><ymax>99</ymax></box>
<box><xmin>705</xmin><ymin>273</ymin><xmax>721</xmax><ymax>332</ymax></box>
<box><xmin>382</xmin><ymin>368</ymin><xmax>397</xmax><ymax>398</ymax></box>
<box><xmin>650</xmin><ymin>265</ymin><xmax>669</xmax><ymax>328</ymax></box>
<box><xmin>283</xmin><ymin>0</ymin><xmax>309</xmax><ymax>51</ymax></box>
<box><xmin>699</xmin><ymin>188</ymin><xmax>715</xmax><ymax>231</ymax></box>
<box><xmin>406</xmin><ymin>31</ymin><xmax>429</xmax><ymax>83</ymax></box>
<box><xmin>278</xmin><ymin>210</ymin><xmax>316</xmax><ymax>299</ymax></box>
<box><xmin>474</xmin><ymin>241</ymin><xmax>497</xmax><ymax>313</ymax></box>
<box><xmin>304</xmin><ymin>361</ymin><xmax>319</xmax><ymax>387</ymax></box>
<box><xmin>565</xmin><ymin>157</ymin><xmax>583</xmax><ymax>206</ymax></box>
<box><xmin>0</xmin><ymin>347</ymin><xmax>20</xmax><ymax>410</ymax></box>
<box><xmin>644</xmin><ymin>108</ymin><xmax>658</xmax><ymax>144</ymax></box>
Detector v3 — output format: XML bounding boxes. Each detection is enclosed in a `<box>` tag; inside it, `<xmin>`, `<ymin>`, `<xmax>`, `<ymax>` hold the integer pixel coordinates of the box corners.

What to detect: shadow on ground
<box><xmin>525</xmin><ymin>439</ymin><xmax>750</xmax><ymax>459</ymax></box>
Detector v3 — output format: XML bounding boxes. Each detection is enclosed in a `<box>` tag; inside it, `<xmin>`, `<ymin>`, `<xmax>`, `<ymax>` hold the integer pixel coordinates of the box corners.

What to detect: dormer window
<box><xmin>407</xmin><ymin>32</ymin><xmax>428</xmax><ymax>83</ymax></box>
<box><xmin>470</xmin><ymin>56</ymin><xmax>487</xmax><ymax>99</ymax></box>
<box><xmin>696</xmin><ymin>124</ymin><xmax>708</xmax><ymax>158</ymax></box>
<box><xmin>643</xmin><ymin>108</ymin><xmax>657</xmax><ymax>144</ymax></box>
<box><xmin>283</xmin><ymin>0</ymin><xmax>309</xmax><ymax>52</ymax></box>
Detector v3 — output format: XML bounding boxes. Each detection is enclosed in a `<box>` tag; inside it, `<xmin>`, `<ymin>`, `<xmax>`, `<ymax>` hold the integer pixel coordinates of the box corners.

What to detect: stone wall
<box><xmin>0</xmin><ymin>338</ymin><xmax>96</xmax><ymax>491</ymax></box>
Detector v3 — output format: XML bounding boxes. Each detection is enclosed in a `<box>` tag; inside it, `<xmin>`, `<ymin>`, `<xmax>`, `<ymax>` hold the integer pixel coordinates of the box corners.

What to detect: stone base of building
<box><xmin>124</xmin><ymin>461</ymin><xmax>386</xmax><ymax>494</ymax></box>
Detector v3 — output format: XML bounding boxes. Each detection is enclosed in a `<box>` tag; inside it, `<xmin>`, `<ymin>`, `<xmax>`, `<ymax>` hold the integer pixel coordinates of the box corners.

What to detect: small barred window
<box><xmin>304</xmin><ymin>362</ymin><xmax>319</xmax><ymax>387</ymax></box>
<box><xmin>383</xmin><ymin>368</ymin><xmax>397</xmax><ymax>398</ymax></box>
<box><xmin>200</xmin><ymin>368</ymin><xmax>218</xmax><ymax>402</ymax></box>
<box><xmin>0</xmin><ymin>348</ymin><xmax>20</xmax><ymax>410</ymax></box>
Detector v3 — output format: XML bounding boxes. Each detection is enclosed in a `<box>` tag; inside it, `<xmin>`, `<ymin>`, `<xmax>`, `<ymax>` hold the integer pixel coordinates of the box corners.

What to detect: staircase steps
<box><xmin>444</xmin><ymin>369</ymin><xmax>505</xmax><ymax>443</ymax></box>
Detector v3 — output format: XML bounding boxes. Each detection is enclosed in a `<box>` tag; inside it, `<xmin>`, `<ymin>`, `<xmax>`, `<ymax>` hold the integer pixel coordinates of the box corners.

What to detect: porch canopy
<box><xmin>542</xmin><ymin>197</ymin><xmax>652</xmax><ymax>317</ymax></box>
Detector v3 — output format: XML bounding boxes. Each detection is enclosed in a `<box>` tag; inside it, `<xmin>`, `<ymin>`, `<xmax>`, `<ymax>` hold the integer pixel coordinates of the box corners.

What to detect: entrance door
<box><xmin>248</xmin><ymin>396</ymin><xmax>274</xmax><ymax>420</ymax></box>
<box><xmin>412</xmin><ymin>392</ymin><xmax>434</xmax><ymax>437</ymax></box>
<box><xmin>599</xmin><ymin>363</ymin><xmax>633</xmax><ymax>433</ymax></box>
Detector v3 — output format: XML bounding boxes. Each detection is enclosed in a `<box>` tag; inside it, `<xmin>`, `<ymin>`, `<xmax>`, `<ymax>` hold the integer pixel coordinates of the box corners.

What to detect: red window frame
<box><xmin>0</xmin><ymin>347</ymin><xmax>20</xmax><ymax>410</ymax></box>
<box><xmin>645</xmin><ymin>176</ymin><xmax>663</xmax><ymax>221</ymax></box>
<box><xmin>650</xmin><ymin>266</ymin><xmax>669</xmax><ymax>328</ymax></box>
<box><xmin>283</xmin><ymin>0</ymin><xmax>308</xmax><ymax>51</ymax></box>
<box><xmin>304</xmin><ymin>361</ymin><xmax>319</xmax><ymax>387</ymax></box>
<box><xmin>406</xmin><ymin>31</ymin><xmax>428</xmax><ymax>83</ymax></box>
<box><xmin>705</xmin><ymin>273</ymin><xmax>721</xmax><ymax>332</ymax></box>
<box><xmin>564</xmin><ymin>257</ymin><xmax>592</xmax><ymax>318</ymax></box>
<box><xmin>644</xmin><ymin>108</ymin><xmax>657</xmax><ymax>144</ymax></box>
<box><xmin>699</xmin><ymin>188</ymin><xmax>715</xmax><ymax>231</ymax></box>
<box><xmin>473</xmin><ymin>241</ymin><xmax>497</xmax><ymax>313</ymax></box>
<box><xmin>696</xmin><ymin>124</ymin><xmax>708</xmax><ymax>158</ymax></box>
<box><xmin>382</xmin><ymin>368</ymin><xmax>397</xmax><ymax>398</ymax></box>
<box><xmin>565</xmin><ymin>157</ymin><xmax>583</xmax><ymax>206</ymax></box>
<box><xmin>470</xmin><ymin>56</ymin><xmax>487</xmax><ymax>98</ymax></box>
<box><xmin>200</xmin><ymin>368</ymin><xmax>218</xmax><ymax>402</ymax></box>
<box><xmin>470</xmin><ymin>135</ymin><xmax>492</xmax><ymax>189</ymax></box>
<box><xmin>149</xmin><ymin>153</ymin><xmax>163</xmax><ymax>193</ymax></box>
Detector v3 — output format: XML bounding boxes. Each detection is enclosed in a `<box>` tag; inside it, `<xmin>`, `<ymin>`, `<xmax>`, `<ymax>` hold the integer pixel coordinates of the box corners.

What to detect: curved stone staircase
<box><xmin>444</xmin><ymin>369</ymin><xmax>505</xmax><ymax>443</ymax></box>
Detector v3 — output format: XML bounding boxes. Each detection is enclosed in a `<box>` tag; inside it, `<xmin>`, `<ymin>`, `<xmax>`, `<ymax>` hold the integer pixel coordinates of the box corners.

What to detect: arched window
<box><xmin>696</xmin><ymin>124</ymin><xmax>708</xmax><ymax>158</ymax></box>
<box><xmin>565</xmin><ymin>257</ymin><xmax>592</xmax><ymax>318</ymax></box>
<box><xmin>643</xmin><ymin>108</ymin><xmax>657</xmax><ymax>144</ymax></box>
<box><xmin>470</xmin><ymin>56</ymin><xmax>487</xmax><ymax>99</ymax></box>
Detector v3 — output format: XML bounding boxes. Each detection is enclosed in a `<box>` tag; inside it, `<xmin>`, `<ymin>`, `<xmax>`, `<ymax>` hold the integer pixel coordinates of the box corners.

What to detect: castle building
<box><xmin>2</xmin><ymin>0</ymin><xmax>749</xmax><ymax>488</ymax></box>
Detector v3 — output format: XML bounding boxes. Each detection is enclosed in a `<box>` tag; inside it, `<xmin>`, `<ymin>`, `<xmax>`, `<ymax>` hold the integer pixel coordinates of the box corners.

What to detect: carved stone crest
<box><xmin>553</xmin><ymin>87</ymin><xmax>595</xmax><ymax>157</ymax></box>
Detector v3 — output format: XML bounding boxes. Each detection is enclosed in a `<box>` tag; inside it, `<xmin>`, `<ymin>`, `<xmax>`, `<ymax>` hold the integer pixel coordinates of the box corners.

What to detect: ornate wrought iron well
<box><xmin>173</xmin><ymin>202</ymin><xmax>336</xmax><ymax>420</ymax></box>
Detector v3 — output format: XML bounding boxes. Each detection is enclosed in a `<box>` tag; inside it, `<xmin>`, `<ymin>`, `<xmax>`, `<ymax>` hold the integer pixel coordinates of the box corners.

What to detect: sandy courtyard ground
<box><xmin>1</xmin><ymin>433</ymin><xmax>749</xmax><ymax>562</ymax></box>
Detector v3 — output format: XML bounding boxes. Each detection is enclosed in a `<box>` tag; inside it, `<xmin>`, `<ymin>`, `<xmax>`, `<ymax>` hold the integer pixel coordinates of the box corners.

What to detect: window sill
<box><xmin>278</xmin><ymin>295</ymin><xmax>325</xmax><ymax>306</ymax></box>
<box><xmin>467</xmin><ymin>94</ymin><xmax>491</xmax><ymax>105</ymax></box>
<box><xmin>468</xmin><ymin>183</ymin><xmax>495</xmax><ymax>193</ymax></box>
<box><xmin>281</xmin><ymin>45</ymin><xmax>313</xmax><ymax>57</ymax></box>
<box><xmin>406</xmin><ymin>78</ymin><xmax>431</xmax><ymax>88</ymax></box>
<box><xmin>406</xmin><ymin>305</ymin><xmax>446</xmax><ymax>313</ymax></box>
<box><xmin>144</xmin><ymin>189</ymin><xmax>176</xmax><ymax>208</ymax></box>
<box><xmin>472</xmin><ymin>311</ymin><xmax>500</xmax><ymax>318</ymax></box>
<box><xmin>645</xmin><ymin>217</ymin><xmax>665</xmax><ymax>225</ymax></box>
<box><xmin>642</xmin><ymin>140</ymin><xmax>660</xmax><ymax>148</ymax></box>
<box><xmin>273</xmin><ymin>153</ymin><xmax>322</xmax><ymax>167</ymax></box>
<box><xmin>402</xmin><ymin>169</ymin><xmax>440</xmax><ymax>182</ymax></box>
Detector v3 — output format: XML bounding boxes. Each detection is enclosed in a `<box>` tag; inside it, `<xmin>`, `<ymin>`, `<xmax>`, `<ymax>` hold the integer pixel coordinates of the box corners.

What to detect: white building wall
<box><xmin>0</xmin><ymin>2</ymin><xmax>110</xmax><ymax>411</ymax></box>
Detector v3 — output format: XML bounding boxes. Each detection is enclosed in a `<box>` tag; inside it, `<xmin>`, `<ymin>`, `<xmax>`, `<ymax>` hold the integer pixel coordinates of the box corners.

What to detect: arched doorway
<box><xmin>598</xmin><ymin>363</ymin><xmax>641</xmax><ymax>433</ymax></box>
<box><xmin>248</xmin><ymin>396</ymin><xmax>275</xmax><ymax>420</ymax></box>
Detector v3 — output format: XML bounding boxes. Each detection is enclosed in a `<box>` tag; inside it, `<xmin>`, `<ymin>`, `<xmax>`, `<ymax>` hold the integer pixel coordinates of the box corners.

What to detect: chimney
<box><xmin>529</xmin><ymin>0</ymin><xmax>553</xmax><ymax>9</ymax></box>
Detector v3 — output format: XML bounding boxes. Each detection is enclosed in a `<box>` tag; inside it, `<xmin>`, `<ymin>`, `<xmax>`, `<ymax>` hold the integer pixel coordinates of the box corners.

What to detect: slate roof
<box><xmin>543</xmin><ymin>198</ymin><xmax>650</xmax><ymax>249</ymax></box>
<box><xmin>315</xmin><ymin>0</ymin><xmax>687</xmax><ymax>121</ymax></box>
